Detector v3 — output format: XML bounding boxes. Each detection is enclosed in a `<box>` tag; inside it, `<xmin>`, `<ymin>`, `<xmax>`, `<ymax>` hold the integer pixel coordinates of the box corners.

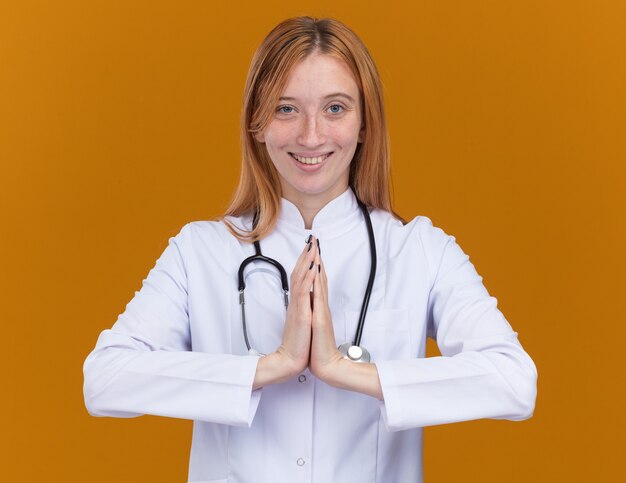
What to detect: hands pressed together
<box><xmin>253</xmin><ymin>236</ymin><xmax>383</xmax><ymax>400</ymax></box>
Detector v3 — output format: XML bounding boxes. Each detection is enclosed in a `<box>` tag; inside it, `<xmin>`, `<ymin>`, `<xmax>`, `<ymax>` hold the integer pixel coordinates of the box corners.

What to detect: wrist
<box><xmin>311</xmin><ymin>350</ymin><xmax>345</xmax><ymax>386</ymax></box>
<box><xmin>253</xmin><ymin>351</ymin><xmax>299</xmax><ymax>390</ymax></box>
<box><xmin>321</xmin><ymin>357</ymin><xmax>384</xmax><ymax>400</ymax></box>
<box><xmin>319</xmin><ymin>356</ymin><xmax>351</xmax><ymax>388</ymax></box>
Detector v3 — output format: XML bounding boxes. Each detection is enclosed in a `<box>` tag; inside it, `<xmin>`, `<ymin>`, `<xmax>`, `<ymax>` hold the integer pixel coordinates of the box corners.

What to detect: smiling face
<box><xmin>255</xmin><ymin>52</ymin><xmax>364</xmax><ymax>208</ymax></box>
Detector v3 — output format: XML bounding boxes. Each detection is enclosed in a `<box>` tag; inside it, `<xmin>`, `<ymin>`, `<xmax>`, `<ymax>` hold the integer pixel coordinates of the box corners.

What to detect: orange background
<box><xmin>1</xmin><ymin>0</ymin><xmax>624</xmax><ymax>481</ymax></box>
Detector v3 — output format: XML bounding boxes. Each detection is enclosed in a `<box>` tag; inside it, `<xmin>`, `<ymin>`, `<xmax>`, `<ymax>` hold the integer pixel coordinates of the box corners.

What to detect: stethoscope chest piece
<box><xmin>338</xmin><ymin>342</ymin><xmax>371</xmax><ymax>363</ymax></box>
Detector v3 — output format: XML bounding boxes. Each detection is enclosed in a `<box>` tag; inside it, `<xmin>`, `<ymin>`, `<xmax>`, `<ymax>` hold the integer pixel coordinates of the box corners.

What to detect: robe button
<box><xmin>298</xmin><ymin>374</ymin><xmax>306</xmax><ymax>383</ymax></box>
<box><xmin>297</xmin><ymin>458</ymin><xmax>305</xmax><ymax>466</ymax></box>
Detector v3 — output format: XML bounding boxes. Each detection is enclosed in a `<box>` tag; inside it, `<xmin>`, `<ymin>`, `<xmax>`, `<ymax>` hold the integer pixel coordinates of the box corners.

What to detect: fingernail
<box><xmin>317</xmin><ymin>239</ymin><xmax>321</xmax><ymax>255</ymax></box>
<box><xmin>307</xmin><ymin>242</ymin><xmax>312</xmax><ymax>252</ymax></box>
<box><xmin>306</xmin><ymin>234</ymin><xmax>312</xmax><ymax>243</ymax></box>
<box><xmin>309</xmin><ymin>261</ymin><xmax>314</xmax><ymax>270</ymax></box>
<box><xmin>318</xmin><ymin>264</ymin><xmax>321</xmax><ymax>273</ymax></box>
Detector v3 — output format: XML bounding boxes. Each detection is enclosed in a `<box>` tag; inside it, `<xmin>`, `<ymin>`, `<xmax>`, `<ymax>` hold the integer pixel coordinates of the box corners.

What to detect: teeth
<box><xmin>292</xmin><ymin>153</ymin><xmax>329</xmax><ymax>165</ymax></box>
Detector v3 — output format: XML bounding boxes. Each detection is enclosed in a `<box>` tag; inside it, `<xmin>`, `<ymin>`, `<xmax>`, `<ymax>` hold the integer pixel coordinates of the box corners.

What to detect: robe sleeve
<box><xmin>82</xmin><ymin>223</ymin><xmax>262</xmax><ymax>427</ymax></box>
<box><xmin>375</xmin><ymin>218</ymin><xmax>538</xmax><ymax>431</ymax></box>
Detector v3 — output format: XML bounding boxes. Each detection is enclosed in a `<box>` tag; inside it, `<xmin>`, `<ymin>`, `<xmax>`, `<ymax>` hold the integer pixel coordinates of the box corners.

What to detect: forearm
<box><xmin>375</xmin><ymin>340</ymin><xmax>537</xmax><ymax>430</ymax></box>
<box><xmin>83</xmin><ymin>330</ymin><xmax>261</xmax><ymax>426</ymax></box>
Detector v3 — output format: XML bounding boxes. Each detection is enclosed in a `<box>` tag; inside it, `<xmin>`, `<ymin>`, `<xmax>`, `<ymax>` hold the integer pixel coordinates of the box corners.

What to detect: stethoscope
<box><xmin>237</xmin><ymin>197</ymin><xmax>377</xmax><ymax>363</ymax></box>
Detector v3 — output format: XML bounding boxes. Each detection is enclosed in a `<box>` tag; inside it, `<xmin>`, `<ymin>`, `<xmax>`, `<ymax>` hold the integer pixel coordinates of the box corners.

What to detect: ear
<box><xmin>254</xmin><ymin>131</ymin><xmax>265</xmax><ymax>143</ymax></box>
<box><xmin>358</xmin><ymin>123</ymin><xmax>365</xmax><ymax>143</ymax></box>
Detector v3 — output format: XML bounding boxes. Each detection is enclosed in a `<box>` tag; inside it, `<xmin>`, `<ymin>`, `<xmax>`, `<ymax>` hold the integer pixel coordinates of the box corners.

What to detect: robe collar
<box><xmin>277</xmin><ymin>187</ymin><xmax>361</xmax><ymax>237</ymax></box>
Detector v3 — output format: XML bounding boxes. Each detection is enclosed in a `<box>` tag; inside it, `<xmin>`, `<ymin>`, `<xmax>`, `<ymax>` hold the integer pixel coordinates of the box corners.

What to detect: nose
<box><xmin>297</xmin><ymin>114</ymin><xmax>325</xmax><ymax>147</ymax></box>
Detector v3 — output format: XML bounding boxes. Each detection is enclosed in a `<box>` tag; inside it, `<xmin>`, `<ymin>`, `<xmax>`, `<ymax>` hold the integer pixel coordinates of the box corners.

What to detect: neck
<box><xmin>296</xmin><ymin>202</ymin><xmax>322</xmax><ymax>230</ymax></box>
<box><xmin>281</xmin><ymin>185</ymin><xmax>349</xmax><ymax>229</ymax></box>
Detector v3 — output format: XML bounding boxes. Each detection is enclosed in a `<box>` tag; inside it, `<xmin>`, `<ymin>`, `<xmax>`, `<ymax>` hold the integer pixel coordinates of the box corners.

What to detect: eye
<box><xmin>276</xmin><ymin>105</ymin><xmax>295</xmax><ymax>114</ymax></box>
<box><xmin>328</xmin><ymin>104</ymin><xmax>344</xmax><ymax>114</ymax></box>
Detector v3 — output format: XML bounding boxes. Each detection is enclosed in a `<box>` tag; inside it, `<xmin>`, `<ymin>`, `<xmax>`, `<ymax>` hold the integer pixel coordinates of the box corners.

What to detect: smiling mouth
<box><xmin>290</xmin><ymin>152</ymin><xmax>333</xmax><ymax>165</ymax></box>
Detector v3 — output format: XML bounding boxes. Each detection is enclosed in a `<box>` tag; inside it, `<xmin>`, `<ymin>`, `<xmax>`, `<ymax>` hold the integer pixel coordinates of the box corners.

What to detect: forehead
<box><xmin>280</xmin><ymin>53</ymin><xmax>360</xmax><ymax>100</ymax></box>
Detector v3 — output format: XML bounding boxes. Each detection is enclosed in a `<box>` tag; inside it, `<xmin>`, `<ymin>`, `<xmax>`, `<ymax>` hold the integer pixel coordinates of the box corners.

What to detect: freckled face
<box><xmin>255</xmin><ymin>53</ymin><xmax>364</xmax><ymax>206</ymax></box>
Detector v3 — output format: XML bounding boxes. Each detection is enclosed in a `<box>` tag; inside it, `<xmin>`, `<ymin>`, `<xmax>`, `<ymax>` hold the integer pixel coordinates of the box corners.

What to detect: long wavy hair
<box><xmin>223</xmin><ymin>16</ymin><xmax>401</xmax><ymax>241</ymax></box>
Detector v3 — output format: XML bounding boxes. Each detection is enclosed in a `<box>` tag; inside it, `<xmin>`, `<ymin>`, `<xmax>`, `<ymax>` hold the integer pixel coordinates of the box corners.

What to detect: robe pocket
<box><xmin>344</xmin><ymin>308</ymin><xmax>411</xmax><ymax>362</ymax></box>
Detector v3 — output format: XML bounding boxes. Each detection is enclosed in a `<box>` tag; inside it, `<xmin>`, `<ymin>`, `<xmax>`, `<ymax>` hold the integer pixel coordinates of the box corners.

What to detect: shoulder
<box><xmin>370</xmin><ymin>209</ymin><xmax>455</xmax><ymax>254</ymax></box>
<box><xmin>168</xmin><ymin>220</ymin><xmax>223</xmax><ymax>244</ymax></box>
<box><xmin>370</xmin><ymin>209</ymin><xmax>464</xmax><ymax>282</ymax></box>
<box><xmin>169</xmin><ymin>216</ymin><xmax>248</xmax><ymax>255</ymax></box>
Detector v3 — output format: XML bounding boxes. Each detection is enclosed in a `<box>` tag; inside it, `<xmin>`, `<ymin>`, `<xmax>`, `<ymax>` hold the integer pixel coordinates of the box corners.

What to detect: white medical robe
<box><xmin>83</xmin><ymin>188</ymin><xmax>537</xmax><ymax>483</ymax></box>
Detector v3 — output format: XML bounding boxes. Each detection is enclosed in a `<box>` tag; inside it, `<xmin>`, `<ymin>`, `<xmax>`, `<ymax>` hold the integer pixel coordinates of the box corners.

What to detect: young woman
<box><xmin>84</xmin><ymin>16</ymin><xmax>537</xmax><ymax>483</ymax></box>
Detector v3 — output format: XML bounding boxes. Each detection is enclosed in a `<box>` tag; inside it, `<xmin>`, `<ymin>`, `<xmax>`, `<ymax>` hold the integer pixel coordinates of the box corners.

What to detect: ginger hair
<box><xmin>223</xmin><ymin>16</ymin><xmax>400</xmax><ymax>241</ymax></box>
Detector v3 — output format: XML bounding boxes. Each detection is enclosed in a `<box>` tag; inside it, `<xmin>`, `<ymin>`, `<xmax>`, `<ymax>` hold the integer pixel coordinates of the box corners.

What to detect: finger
<box><xmin>295</xmin><ymin>236</ymin><xmax>319</xmax><ymax>305</ymax></box>
<box><xmin>293</xmin><ymin>235</ymin><xmax>315</xmax><ymax>274</ymax></box>
<box><xmin>315</xmin><ymin>248</ymin><xmax>328</xmax><ymax>305</ymax></box>
<box><xmin>301</xmin><ymin>236</ymin><xmax>319</xmax><ymax>288</ymax></box>
<box><xmin>312</xmin><ymin>256</ymin><xmax>334</xmax><ymax>344</ymax></box>
<box><xmin>291</xmin><ymin>235</ymin><xmax>317</xmax><ymax>289</ymax></box>
<box><xmin>313</xmin><ymin>244</ymin><xmax>330</xmax><ymax>310</ymax></box>
<box><xmin>312</xmin><ymin>261</ymin><xmax>319</xmax><ymax>312</ymax></box>
<box><xmin>311</xmin><ymin>242</ymin><xmax>321</xmax><ymax>309</ymax></box>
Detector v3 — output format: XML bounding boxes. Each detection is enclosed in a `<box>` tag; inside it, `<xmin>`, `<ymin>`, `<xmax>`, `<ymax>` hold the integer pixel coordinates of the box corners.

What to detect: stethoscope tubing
<box><xmin>353</xmin><ymin>200</ymin><xmax>377</xmax><ymax>347</ymax></box>
<box><xmin>237</xmin><ymin>196</ymin><xmax>376</xmax><ymax>360</ymax></box>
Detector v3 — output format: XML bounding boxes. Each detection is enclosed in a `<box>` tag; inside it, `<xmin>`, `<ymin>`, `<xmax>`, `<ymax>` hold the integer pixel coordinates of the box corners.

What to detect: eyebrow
<box><xmin>278</xmin><ymin>92</ymin><xmax>356</xmax><ymax>103</ymax></box>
